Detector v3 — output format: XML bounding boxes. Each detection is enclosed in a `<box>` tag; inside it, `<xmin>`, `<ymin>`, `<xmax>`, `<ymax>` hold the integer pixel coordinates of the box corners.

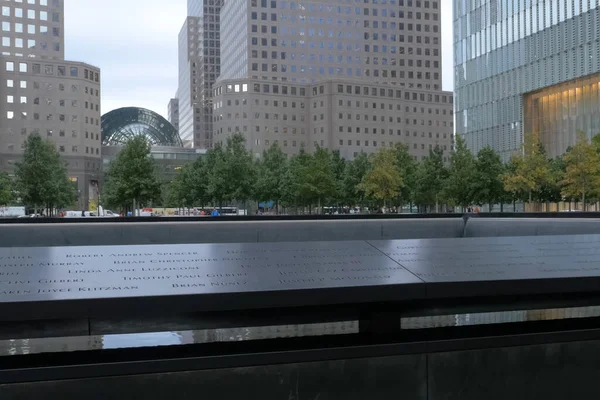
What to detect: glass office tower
<box><xmin>454</xmin><ymin>0</ymin><xmax>600</xmax><ymax>158</ymax></box>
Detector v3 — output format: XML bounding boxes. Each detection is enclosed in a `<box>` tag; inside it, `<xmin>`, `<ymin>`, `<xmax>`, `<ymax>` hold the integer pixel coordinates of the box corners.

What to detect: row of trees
<box><xmin>6</xmin><ymin>131</ymin><xmax>600</xmax><ymax>215</ymax></box>
<box><xmin>0</xmin><ymin>135</ymin><xmax>77</xmax><ymax>214</ymax></box>
<box><xmin>164</xmin><ymin>133</ymin><xmax>509</xmax><ymax>213</ymax></box>
<box><xmin>502</xmin><ymin>132</ymin><xmax>600</xmax><ymax>209</ymax></box>
<box><xmin>164</xmin><ymin>132</ymin><xmax>600</xmax><ymax>213</ymax></box>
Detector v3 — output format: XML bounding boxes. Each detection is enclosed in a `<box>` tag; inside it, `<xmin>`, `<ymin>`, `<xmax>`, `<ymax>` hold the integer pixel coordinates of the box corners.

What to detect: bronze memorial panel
<box><xmin>0</xmin><ymin>241</ymin><xmax>423</xmax><ymax>321</ymax></box>
<box><xmin>369</xmin><ymin>235</ymin><xmax>600</xmax><ymax>298</ymax></box>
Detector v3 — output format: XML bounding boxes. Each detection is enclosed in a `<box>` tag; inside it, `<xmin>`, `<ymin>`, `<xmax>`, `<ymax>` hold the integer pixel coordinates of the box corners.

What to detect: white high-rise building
<box><xmin>214</xmin><ymin>0</ymin><xmax>453</xmax><ymax>160</ymax></box>
<box><xmin>176</xmin><ymin>0</ymin><xmax>222</xmax><ymax>149</ymax></box>
<box><xmin>0</xmin><ymin>0</ymin><xmax>102</xmax><ymax>207</ymax></box>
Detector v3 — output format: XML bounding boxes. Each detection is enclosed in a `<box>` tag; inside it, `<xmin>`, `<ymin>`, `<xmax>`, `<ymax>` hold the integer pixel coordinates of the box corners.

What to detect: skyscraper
<box><xmin>176</xmin><ymin>0</ymin><xmax>222</xmax><ymax>149</ymax></box>
<box><xmin>168</xmin><ymin>98</ymin><xmax>179</xmax><ymax>132</ymax></box>
<box><xmin>213</xmin><ymin>0</ymin><xmax>453</xmax><ymax>160</ymax></box>
<box><xmin>0</xmin><ymin>0</ymin><xmax>102</xmax><ymax>207</ymax></box>
<box><xmin>454</xmin><ymin>1</ymin><xmax>600</xmax><ymax>159</ymax></box>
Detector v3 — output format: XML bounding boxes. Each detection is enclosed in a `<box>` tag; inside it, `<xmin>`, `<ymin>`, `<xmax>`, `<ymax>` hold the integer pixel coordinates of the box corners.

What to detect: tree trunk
<box><xmin>489</xmin><ymin>202</ymin><xmax>492</xmax><ymax>213</ymax></box>
<box><xmin>583</xmin><ymin>189</ymin><xmax>586</xmax><ymax>212</ymax></box>
<box><xmin>500</xmin><ymin>202</ymin><xmax>504</xmax><ymax>213</ymax></box>
<box><xmin>275</xmin><ymin>200</ymin><xmax>279</xmax><ymax>215</ymax></box>
<box><xmin>513</xmin><ymin>200</ymin><xmax>516</xmax><ymax>212</ymax></box>
<box><xmin>133</xmin><ymin>198</ymin><xmax>137</xmax><ymax>217</ymax></box>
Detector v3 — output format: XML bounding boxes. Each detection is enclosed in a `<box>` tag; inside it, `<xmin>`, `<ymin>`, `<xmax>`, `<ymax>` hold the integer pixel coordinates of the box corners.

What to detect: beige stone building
<box><xmin>213</xmin><ymin>78</ymin><xmax>453</xmax><ymax>160</ymax></box>
<box><xmin>215</xmin><ymin>0</ymin><xmax>452</xmax><ymax>159</ymax></box>
<box><xmin>0</xmin><ymin>0</ymin><xmax>101</xmax><ymax>207</ymax></box>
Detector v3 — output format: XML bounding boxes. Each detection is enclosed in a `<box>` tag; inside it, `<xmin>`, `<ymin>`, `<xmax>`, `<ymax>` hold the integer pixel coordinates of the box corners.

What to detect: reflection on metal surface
<box><xmin>0</xmin><ymin>321</ymin><xmax>359</xmax><ymax>357</ymax></box>
<box><xmin>401</xmin><ymin>306</ymin><xmax>600</xmax><ymax>329</ymax></box>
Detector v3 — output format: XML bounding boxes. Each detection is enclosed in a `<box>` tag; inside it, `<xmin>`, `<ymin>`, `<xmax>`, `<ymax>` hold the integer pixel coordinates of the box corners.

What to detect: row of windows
<box><xmin>1</xmin><ymin>7</ymin><xmax>57</xmax><ymax>22</ymax></box>
<box><xmin>6</xmin><ymin>0</ymin><xmax>54</xmax><ymax>6</ymax></box>
<box><xmin>6</xmin><ymin>79</ymin><xmax>100</xmax><ymax>98</ymax></box>
<box><xmin>4</xmin><ymin>142</ymin><xmax>99</xmax><ymax>157</ymax></box>
<box><xmin>251</xmin><ymin>34</ymin><xmax>439</xmax><ymax>49</ymax></box>
<box><xmin>216</xmin><ymin>122</ymin><xmax>451</xmax><ymax>139</ymax></box>
<box><xmin>217</xmin><ymin>110</ymin><xmax>452</xmax><ymax>128</ymax></box>
<box><xmin>215</xmin><ymin>82</ymin><xmax>452</xmax><ymax>103</ymax></box>
<box><xmin>251</xmin><ymin>0</ymin><xmax>439</xmax><ymax>9</ymax></box>
<box><xmin>6</xmin><ymin>126</ymin><xmax>98</xmax><ymax>141</ymax></box>
<box><xmin>250</xmin><ymin>7</ymin><xmax>438</xmax><ymax>21</ymax></box>
<box><xmin>5</xmin><ymin>60</ymin><xmax>98</xmax><ymax>82</ymax></box>
<box><xmin>5</xmin><ymin>95</ymin><xmax>98</xmax><ymax>111</ymax></box>
<box><xmin>6</xmin><ymin>111</ymin><xmax>99</xmax><ymax>125</ymax></box>
<box><xmin>250</xmin><ymin>50</ymin><xmax>439</xmax><ymax>63</ymax></box>
<box><xmin>2</xmin><ymin>22</ymin><xmax>54</xmax><ymax>35</ymax></box>
<box><xmin>250</xmin><ymin>64</ymin><xmax>438</xmax><ymax>80</ymax></box>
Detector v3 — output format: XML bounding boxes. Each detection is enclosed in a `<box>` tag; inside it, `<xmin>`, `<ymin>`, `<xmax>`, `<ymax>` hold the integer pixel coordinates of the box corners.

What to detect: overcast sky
<box><xmin>65</xmin><ymin>1</ymin><xmax>453</xmax><ymax>119</ymax></box>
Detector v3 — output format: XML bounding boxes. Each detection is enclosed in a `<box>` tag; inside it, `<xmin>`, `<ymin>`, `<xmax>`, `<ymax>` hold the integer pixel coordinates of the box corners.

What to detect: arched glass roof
<box><xmin>101</xmin><ymin>107</ymin><xmax>183</xmax><ymax>147</ymax></box>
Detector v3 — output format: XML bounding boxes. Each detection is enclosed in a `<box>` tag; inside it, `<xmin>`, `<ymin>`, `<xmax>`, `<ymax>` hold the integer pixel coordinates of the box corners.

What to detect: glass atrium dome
<box><xmin>101</xmin><ymin>107</ymin><xmax>183</xmax><ymax>147</ymax></box>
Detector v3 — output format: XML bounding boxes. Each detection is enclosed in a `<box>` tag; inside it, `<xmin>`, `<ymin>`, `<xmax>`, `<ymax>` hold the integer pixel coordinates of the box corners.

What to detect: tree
<box><xmin>0</xmin><ymin>172</ymin><xmax>13</xmax><ymax>206</ymax></box>
<box><xmin>343</xmin><ymin>152</ymin><xmax>371</xmax><ymax>206</ymax></box>
<box><xmin>167</xmin><ymin>165</ymin><xmax>196</xmax><ymax>209</ymax></box>
<box><xmin>301</xmin><ymin>147</ymin><xmax>337</xmax><ymax>212</ymax></box>
<box><xmin>561</xmin><ymin>133</ymin><xmax>600</xmax><ymax>209</ymax></box>
<box><xmin>255</xmin><ymin>143</ymin><xmax>288</xmax><ymax>213</ymax></box>
<box><xmin>501</xmin><ymin>132</ymin><xmax>552</xmax><ymax>203</ymax></box>
<box><xmin>472</xmin><ymin>147</ymin><xmax>505</xmax><ymax>211</ymax></box>
<box><xmin>15</xmin><ymin>135</ymin><xmax>75</xmax><ymax>214</ymax></box>
<box><xmin>328</xmin><ymin>150</ymin><xmax>347</xmax><ymax>206</ymax></box>
<box><xmin>358</xmin><ymin>148</ymin><xmax>403</xmax><ymax>208</ymax></box>
<box><xmin>206</xmin><ymin>142</ymin><xmax>230</xmax><ymax>209</ymax></box>
<box><xmin>539</xmin><ymin>156</ymin><xmax>565</xmax><ymax>208</ymax></box>
<box><xmin>281</xmin><ymin>146</ymin><xmax>336</xmax><ymax>213</ymax></box>
<box><xmin>103</xmin><ymin>136</ymin><xmax>162</xmax><ymax>214</ymax></box>
<box><xmin>225</xmin><ymin>134</ymin><xmax>256</xmax><ymax>208</ymax></box>
<box><xmin>393</xmin><ymin>143</ymin><xmax>417</xmax><ymax>209</ymax></box>
<box><xmin>444</xmin><ymin>136</ymin><xmax>476</xmax><ymax>210</ymax></box>
<box><xmin>414</xmin><ymin>148</ymin><xmax>448</xmax><ymax>213</ymax></box>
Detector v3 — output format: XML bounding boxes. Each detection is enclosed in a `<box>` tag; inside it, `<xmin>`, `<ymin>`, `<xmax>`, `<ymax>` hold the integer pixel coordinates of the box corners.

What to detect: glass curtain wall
<box><xmin>524</xmin><ymin>73</ymin><xmax>600</xmax><ymax>157</ymax></box>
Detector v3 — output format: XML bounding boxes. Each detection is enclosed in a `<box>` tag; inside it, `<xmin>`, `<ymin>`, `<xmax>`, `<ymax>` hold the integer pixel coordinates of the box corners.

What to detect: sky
<box><xmin>65</xmin><ymin>0</ymin><xmax>454</xmax><ymax>120</ymax></box>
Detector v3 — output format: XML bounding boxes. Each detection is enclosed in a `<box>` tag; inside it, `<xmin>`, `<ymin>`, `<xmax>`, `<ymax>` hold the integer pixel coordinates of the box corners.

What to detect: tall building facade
<box><xmin>168</xmin><ymin>98</ymin><xmax>179</xmax><ymax>132</ymax></box>
<box><xmin>0</xmin><ymin>0</ymin><xmax>102</xmax><ymax>207</ymax></box>
<box><xmin>176</xmin><ymin>0</ymin><xmax>222</xmax><ymax>149</ymax></box>
<box><xmin>214</xmin><ymin>0</ymin><xmax>453</xmax><ymax>159</ymax></box>
<box><xmin>454</xmin><ymin>1</ymin><xmax>600</xmax><ymax>159</ymax></box>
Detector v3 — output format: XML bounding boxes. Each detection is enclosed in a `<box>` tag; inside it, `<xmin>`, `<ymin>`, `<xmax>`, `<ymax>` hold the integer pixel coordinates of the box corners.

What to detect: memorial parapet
<box><xmin>0</xmin><ymin>241</ymin><xmax>423</xmax><ymax>321</ymax></box>
<box><xmin>2</xmin><ymin>235</ymin><xmax>600</xmax><ymax>322</ymax></box>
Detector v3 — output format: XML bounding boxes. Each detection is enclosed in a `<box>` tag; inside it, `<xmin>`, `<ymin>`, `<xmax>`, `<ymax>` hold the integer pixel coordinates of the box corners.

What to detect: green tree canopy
<box><xmin>255</xmin><ymin>143</ymin><xmax>288</xmax><ymax>212</ymax></box>
<box><xmin>472</xmin><ymin>147</ymin><xmax>505</xmax><ymax>209</ymax></box>
<box><xmin>444</xmin><ymin>136</ymin><xmax>476</xmax><ymax>209</ymax></box>
<box><xmin>502</xmin><ymin>133</ymin><xmax>552</xmax><ymax>203</ymax></box>
<box><xmin>205</xmin><ymin>142</ymin><xmax>229</xmax><ymax>209</ymax></box>
<box><xmin>561</xmin><ymin>133</ymin><xmax>600</xmax><ymax>207</ymax></box>
<box><xmin>225</xmin><ymin>134</ymin><xmax>256</xmax><ymax>205</ymax></box>
<box><xmin>15</xmin><ymin>135</ymin><xmax>76</xmax><ymax>214</ymax></box>
<box><xmin>393</xmin><ymin>143</ymin><xmax>417</xmax><ymax>207</ymax></box>
<box><xmin>358</xmin><ymin>148</ymin><xmax>403</xmax><ymax>207</ymax></box>
<box><xmin>328</xmin><ymin>150</ymin><xmax>347</xmax><ymax>205</ymax></box>
<box><xmin>0</xmin><ymin>172</ymin><xmax>13</xmax><ymax>206</ymax></box>
<box><xmin>414</xmin><ymin>147</ymin><xmax>448</xmax><ymax>212</ymax></box>
<box><xmin>343</xmin><ymin>152</ymin><xmax>370</xmax><ymax>206</ymax></box>
<box><xmin>103</xmin><ymin>136</ymin><xmax>162</xmax><ymax>212</ymax></box>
